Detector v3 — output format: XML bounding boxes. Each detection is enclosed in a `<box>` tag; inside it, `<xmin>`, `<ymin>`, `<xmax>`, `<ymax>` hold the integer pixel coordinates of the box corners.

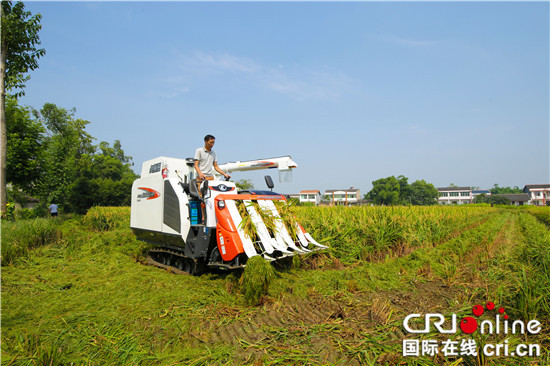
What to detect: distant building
<box><xmin>299</xmin><ymin>190</ymin><xmax>321</xmax><ymax>205</ymax></box>
<box><xmin>523</xmin><ymin>184</ymin><xmax>550</xmax><ymax>206</ymax></box>
<box><xmin>495</xmin><ymin>193</ymin><xmax>531</xmax><ymax>206</ymax></box>
<box><xmin>324</xmin><ymin>188</ymin><xmax>361</xmax><ymax>205</ymax></box>
<box><xmin>437</xmin><ymin>187</ymin><xmax>472</xmax><ymax>205</ymax></box>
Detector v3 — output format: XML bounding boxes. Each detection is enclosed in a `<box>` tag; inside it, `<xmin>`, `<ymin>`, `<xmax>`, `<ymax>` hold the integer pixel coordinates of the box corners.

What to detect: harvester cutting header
<box><xmin>130</xmin><ymin>155</ymin><xmax>326</xmax><ymax>275</ymax></box>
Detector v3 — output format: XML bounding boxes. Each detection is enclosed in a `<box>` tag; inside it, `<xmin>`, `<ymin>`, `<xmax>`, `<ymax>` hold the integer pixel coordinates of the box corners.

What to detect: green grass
<box><xmin>1</xmin><ymin>217</ymin><xmax>63</xmax><ymax>265</ymax></box>
<box><xmin>1</xmin><ymin>206</ymin><xmax>549</xmax><ymax>365</ymax></box>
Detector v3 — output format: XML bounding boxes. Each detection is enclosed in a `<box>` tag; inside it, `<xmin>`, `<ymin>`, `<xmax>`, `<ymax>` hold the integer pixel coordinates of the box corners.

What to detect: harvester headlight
<box><xmin>217</xmin><ymin>200</ymin><xmax>226</xmax><ymax>209</ymax></box>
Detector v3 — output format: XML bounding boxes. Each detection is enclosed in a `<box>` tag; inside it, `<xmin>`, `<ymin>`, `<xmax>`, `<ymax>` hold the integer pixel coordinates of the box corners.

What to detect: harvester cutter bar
<box><xmin>260</xmin><ymin>200</ymin><xmax>327</xmax><ymax>252</ymax></box>
<box><xmin>256</xmin><ymin>200</ymin><xmax>306</xmax><ymax>253</ymax></box>
<box><xmin>243</xmin><ymin>200</ymin><xmax>293</xmax><ymax>257</ymax></box>
<box><xmin>215</xmin><ymin>193</ymin><xmax>327</xmax><ymax>260</ymax></box>
<box><xmin>223</xmin><ymin>199</ymin><xmax>259</xmax><ymax>259</ymax></box>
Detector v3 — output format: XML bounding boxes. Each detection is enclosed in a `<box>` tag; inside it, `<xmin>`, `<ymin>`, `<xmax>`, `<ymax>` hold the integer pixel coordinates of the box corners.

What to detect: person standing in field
<box><xmin>48</xmin><ymin>203</ymin><xmax>58</xmax><ymax>217</ymax></box>
<box><xmin>194</xmin><ymin>134</ymin><xmax>231</xmax><ymax>181</ymax></box>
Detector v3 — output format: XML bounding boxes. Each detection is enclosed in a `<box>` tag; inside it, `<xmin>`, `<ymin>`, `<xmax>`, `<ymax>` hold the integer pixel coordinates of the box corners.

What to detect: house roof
<box><xmin>437</xmin><ymin>187</ymin><xmax>471</xmax><ymax>191</ymax></box>
<box><xmin>300</xmin><ymin>190</ymin><xmax>320</xmax><ymax>194</ymax></box>
<box><xmin>495</xmin><ymin>193</ymin><xmax>530</xmax><ymax>202</ymax></box>
<box><xmin>523</xmin><ymin>184</ymin><xmax>550</xmax><ymax>190</ymax></box>
<box><xmin>325</xmin><ymin>189</ymin><xmax>360</xmax><ymax>193</ymax></box>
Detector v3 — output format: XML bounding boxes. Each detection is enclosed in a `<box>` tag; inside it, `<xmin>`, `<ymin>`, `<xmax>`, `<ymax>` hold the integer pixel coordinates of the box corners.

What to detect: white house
<box><xmin>324</xmin><ymin>188</ymin><xmax>361</xmax><ymax>205</ymax></box>
<box><xmin>437</xmin><ymin>187</ymin><xmax>473</xmax><ymax>205</ymax></box>
<box><xmin>299</xmin><ymin>190</ymin><xmax>321</xmax><ymax>205</ymax></box>
<box><xmin>523</xmin><ymin>184</ymin><xmax>550</xmax><ymax>206</ymax></box>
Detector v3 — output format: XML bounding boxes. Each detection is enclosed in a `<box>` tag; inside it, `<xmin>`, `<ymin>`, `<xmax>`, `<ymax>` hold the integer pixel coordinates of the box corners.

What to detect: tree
<box><xmin>1</xmin><ymin>1</ymin><xmax>45</xmax><ymax>216</ymax></box>
<box><xmin>68</xmin><ymin>140</ymin><xmax>137</xmax><ymax>213</ymax></box>
<box><xmin>366</xmin><ymin>176</ymin><xmax>400</xmax><ymax>205</ymax></box>
<box><xmin>235</xmin><ymin>179</ymin><xmax>254</xmax><ymax>191</ymax></box>
<box><xmin>396</xmin><ymin>175</ymin><xmax>411</xmax><ymax>201</ymax></box>
<box><xmin>408</xmin><ymin>180</ymin><xmax>439</xmax><ymax>205</ymax></box>
<box><xmin>490</xmin><ymin>184</ymin><xmax>522</xmax><ymax>194</ymax></box>
<box><xmin>473</xmin><ymin>193</ymin><xmax>488</xmax><ymax>204</ymax></box>
<box><xmin>367</xmin><ymin>175</ymin><xmax>439</xmax><ymax>206</ymax></box>
<box><xmin>473</xmin><ymin>193</ymin><xmax>511</xmax><ymax>205</ymax></box>
<box><xmin>490</xmin><ymin>195</ymin><xmax>511</xmax><ymax>205</ymax></box>
<box><xmin>6</xmin><ymin>96</ymin><xmax>44</xmax><ymax>194</ymax></box>
<box><xmin>34</xmin><ymin>103</ymin><xmax>94</xmax><ymax>207</ymax></box>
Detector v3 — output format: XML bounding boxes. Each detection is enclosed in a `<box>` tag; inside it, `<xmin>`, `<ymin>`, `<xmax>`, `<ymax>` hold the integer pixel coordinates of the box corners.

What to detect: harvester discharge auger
<box><xmin>130</xmin><ymin>156</ymin><xmax>327</xmax><ymax>275</ymax></box>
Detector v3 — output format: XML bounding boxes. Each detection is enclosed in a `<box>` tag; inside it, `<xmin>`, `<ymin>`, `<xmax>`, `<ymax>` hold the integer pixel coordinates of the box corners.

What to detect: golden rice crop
<box><xmin>294</xmin><ymin>205</ymin><xmax>495</xmax><ymax>262</ymax></box>
<box><xmin>83</xmin><ymin>206</ymin><xmax>131</xmax><ymax>231</ymax></box>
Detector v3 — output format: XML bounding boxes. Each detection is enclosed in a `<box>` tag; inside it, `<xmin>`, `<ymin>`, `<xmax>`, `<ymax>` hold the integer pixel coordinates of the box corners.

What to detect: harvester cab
<box><xmin>130</xmin><ymin>156</ymin><xmax>327</xmax><ymax>275</ymax></box>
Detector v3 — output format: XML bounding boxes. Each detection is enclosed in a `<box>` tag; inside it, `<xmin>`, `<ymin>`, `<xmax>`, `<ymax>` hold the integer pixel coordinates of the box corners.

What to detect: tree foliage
<box><xmin>366</xmin><ymin>176</ymin><xmax>401</xmax><ymax>205</ymax></box>
<box><xmin>1</xmin><ymin>1</ymin><xmax>45</xmax><ymax>216</ymax></box>
<box><xmin>366</xmin><ymin>175</ymin><xmax>438</xmax><ymax>206</ymax></box>
<box><xmin>473</xmin><ymin>193</ymin><xmax>511</xmax><ymax>205</ymax></box>
<box><xmin>68</xmin><ymin>140</ymin><xmax>137</xmax><ymax>214</ymax></box>
<box><xmin>1</xmin><ymin>4</ymin><xmax>138</xmax><ymax>217</ymax></box>
<box><xmin>490</xmin><ymin>184</ymin><xmax>523</xmax><ymax>194</ymax></box>
<box><xmin>235</xmin><ymin>179</ymin><xmax>254</xmax><ymax>191</ymax></box>
<box><xmin>5</xmin><ymin>96</ymin><xmax>44</xmax><ymax>194</ymax></box>
<box><xmin>34</xmin><ymin>104</ymin><xmax>95</xmax><ymax>206</ymax></box>
<box><xmin>6</xmin><ymin>99</ymin><xmax>138</xmax><ymax>215</ymax></box>
<box><xmin>409</xmin><ymin>179</ymin><xmax>439</xmax><ymax>205</ymax></box>
<box><xmin>1</xmin><ymin>1</ymin><xmax>46</xmax><ymax>95</ymax></box>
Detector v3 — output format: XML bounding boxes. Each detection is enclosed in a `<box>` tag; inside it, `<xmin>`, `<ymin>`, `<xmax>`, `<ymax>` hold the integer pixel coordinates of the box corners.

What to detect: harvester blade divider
<box><xmin>225</xmin><ymin>200</ymin><xmax>259</xmax><ymax>258</ymax></box>
<box><xmin>295</xmin><ymin>224</ymin><xmax>313</xmax><ymax>252</ymax></box>
<box><xmin>304</xmin><ymin>233</ymin><xmax>329</xmax><ymax>249</ymax></box>
<box><xmin>258</xmin><ymin>200</ymin><xmax>306</xmax><ymax>253</ymax></box>
<box><xmin>243</xmin><ymin>200</ymin><xmax>276</xmax><ymax>255</ymax></box>
<box><xmin>262</xmin><ymin>254</ymin><xmax>276</xmax><ymax>261</ymax></box>
<box><xmin>253</xmin><ymin>200</ymin><xmax>293</xmax><ymax>255</ymax></box>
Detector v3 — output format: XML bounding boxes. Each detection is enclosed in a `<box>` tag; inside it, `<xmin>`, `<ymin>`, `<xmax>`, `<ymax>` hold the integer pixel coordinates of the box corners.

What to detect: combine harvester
<box><xmin>130</xmin><ymin>156</ymin><xmax>327</xmax><ymax>275</ymax></box>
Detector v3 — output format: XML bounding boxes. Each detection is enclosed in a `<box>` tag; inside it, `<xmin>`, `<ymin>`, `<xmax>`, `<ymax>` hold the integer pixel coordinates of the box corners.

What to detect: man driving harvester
<box><xmin>194</xmin><ymin>135</ymin><xmax>231</xmax><ymax>224</ymax></box>
<box><xmin>194</xmin><ymin>134</ymin><xmax>231</xmax><ymax>182</ymax></box>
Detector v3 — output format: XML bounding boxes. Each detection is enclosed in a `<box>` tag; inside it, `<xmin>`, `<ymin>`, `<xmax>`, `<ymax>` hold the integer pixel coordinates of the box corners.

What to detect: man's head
<box><xmin>204</xmin><ymin>134</ymin><xmax>215</xmax><ymax>150</ymax></box>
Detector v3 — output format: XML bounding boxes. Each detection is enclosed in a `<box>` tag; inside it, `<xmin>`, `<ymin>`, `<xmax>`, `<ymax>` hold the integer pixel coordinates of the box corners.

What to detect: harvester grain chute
<box><xmin>130</xmin><ymin>156</ymin><xmax>327</xmax><ymax>275</ymax></box>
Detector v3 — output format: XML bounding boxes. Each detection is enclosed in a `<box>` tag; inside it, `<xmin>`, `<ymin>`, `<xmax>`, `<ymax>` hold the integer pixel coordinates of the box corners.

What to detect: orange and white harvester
<box><xmin>130</xmin><ymin>156</ymin><xmax>327</xmax><ymax>274</ymax></box>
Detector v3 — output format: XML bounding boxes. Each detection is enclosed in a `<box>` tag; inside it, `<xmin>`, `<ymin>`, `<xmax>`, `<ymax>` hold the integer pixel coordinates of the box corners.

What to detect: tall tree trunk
<box><xmin>0</xmin><ymin>43</ymin><xmax>7</xmax><ymax>217</ymax></box>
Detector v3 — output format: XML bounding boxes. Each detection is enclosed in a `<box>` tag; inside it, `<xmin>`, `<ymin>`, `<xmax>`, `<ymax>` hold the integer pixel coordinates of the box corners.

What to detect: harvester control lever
<box><xmin>189</xmin><ymin>179</ymin><xmax>202</xmax><ymax>201</ymax></box>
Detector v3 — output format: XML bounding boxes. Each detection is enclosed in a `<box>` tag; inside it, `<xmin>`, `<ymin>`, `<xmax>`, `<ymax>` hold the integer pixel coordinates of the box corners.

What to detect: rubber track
<box><xmin>147</xmin><ymin>247</ymin><xmax>244</xmax><ymax>275</ymax></box>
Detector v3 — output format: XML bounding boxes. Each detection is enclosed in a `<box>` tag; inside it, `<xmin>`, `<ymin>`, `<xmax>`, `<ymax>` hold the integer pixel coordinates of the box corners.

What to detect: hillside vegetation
<box><xmin>2</xmin><ymin>205</ymin><xmax>549</xmax><ymax>365</ymax></box>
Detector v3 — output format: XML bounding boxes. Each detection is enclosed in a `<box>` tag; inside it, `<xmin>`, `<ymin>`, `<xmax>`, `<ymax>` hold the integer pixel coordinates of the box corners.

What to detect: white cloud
<box><xmin>173</xmin><ymin>50</ymin><xmax>351</xmax><ymax>101</ymax></box>
<box><xmin>179</xmin><ymin>51</ymin><xmax>261</xmax><ymax>75</ymax></box>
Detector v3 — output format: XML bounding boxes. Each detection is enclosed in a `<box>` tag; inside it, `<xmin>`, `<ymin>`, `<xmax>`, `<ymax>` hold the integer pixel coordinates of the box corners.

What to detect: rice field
<box><xmin>1</xmin><ymin>205</ymin><xmax>549</xmax><ymax>365</ymax></box>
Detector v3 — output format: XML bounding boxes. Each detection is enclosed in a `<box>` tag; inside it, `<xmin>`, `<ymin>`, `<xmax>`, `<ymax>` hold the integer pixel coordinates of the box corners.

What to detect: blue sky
<box><xmin>19</xmin><ymin>1</ymin><xmax>549</xmax><ymax>194</ymax></box>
